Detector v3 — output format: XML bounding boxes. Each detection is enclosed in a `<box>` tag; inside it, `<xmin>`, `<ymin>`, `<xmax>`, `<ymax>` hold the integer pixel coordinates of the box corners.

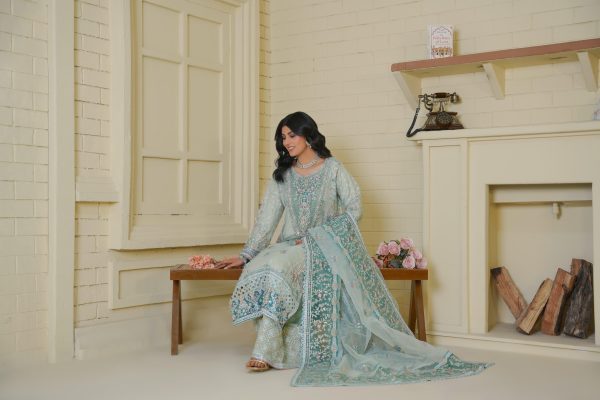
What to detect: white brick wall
<box><xmin>74</xmin><ymin>202</ymin><xmax>109</xmax><ymax>324</ymax></box>
<box><xmin>71</xmin><ymin>0</ymin><xmax>112</xmax><ymax>327</ymax></box>
<box><xmin>259</xmin><ymin>0</ymin><xmax>273</xmax><ymax>195</ymax></box>
<box><xmin>269</xmin><ymin>0</ymin><xmax>600</xmax><ymax>254</ymax></box>
<box><xmin>74</xmin><ymin>0</ymin><xmax>110</xmax><ymax>179</ymax></box>
<box><xmin>0</xmin><ymin>0</ymin><xmax>48</xmax><ymax>364</ymax></box>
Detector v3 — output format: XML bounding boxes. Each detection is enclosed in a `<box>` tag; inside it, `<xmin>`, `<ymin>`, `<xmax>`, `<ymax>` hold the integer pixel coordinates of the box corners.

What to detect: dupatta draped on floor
<box><xmin>292</xmin><ymin>213</ymin><xmax>491</xmax><ymax>386</ymax></box>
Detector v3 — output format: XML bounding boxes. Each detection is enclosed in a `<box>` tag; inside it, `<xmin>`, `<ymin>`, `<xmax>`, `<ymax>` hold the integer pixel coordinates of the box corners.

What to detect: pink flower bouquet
<box><xmin>188</xmin><ymin>255</ymin><xmax>218</xmax><ymax>269</ymax></box>
<box><xmin>374</xmin><ymin>238</ymin><xmax>427</xmax><ymax>269</ymax></box>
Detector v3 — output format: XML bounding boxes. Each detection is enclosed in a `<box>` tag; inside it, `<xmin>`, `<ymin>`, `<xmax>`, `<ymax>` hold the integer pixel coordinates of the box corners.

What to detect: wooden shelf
<box><xmin>391</xmin><ymin>39</ymin><xmax>600</xmax><ymax>107</ymax></box>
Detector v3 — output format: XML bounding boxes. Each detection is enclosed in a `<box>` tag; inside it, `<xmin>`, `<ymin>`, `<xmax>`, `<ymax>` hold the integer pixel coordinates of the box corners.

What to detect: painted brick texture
<box><xmin>269</xmin><ymin>0</ymin><xmax>600</xmax><ymax>254</ymax></box>
<box><xmin>74</xmin><ymin>0</ymin><xmax>110</xmax><ymax>179</ymax></box>
<box><xmin>0</xmin><ymin>0</ymin><xmax>49</xmax><ymax>363</ymax></box>
<box><xmin>74</xmin><ymin>202</ymin><xmax>109</xmax><ymax>324</ymax></box>
<box><xmin>259</xmin><ymin>0</ymin><xmax>273</xmax><ymax>195</ymax></box>
<box><xmin>72</xmin><ymin>0</ymin><xmax>111</xmax><ymax>327</ymax></box>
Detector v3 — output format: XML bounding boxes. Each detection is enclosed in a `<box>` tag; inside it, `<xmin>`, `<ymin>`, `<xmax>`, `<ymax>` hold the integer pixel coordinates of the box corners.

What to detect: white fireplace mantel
<box><xmin>414</xmin><ymin>121</ymin><xmax>600</xmax><ymax>360</ymax></box>
<box><xmin>408</xmin><ymin>120</ymin><xmax>600</xmax><ymax>141</ymax></box>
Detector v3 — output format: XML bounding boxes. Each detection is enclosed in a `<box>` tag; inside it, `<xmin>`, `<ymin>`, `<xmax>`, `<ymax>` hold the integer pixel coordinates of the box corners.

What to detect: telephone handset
<box><xmin>406</xmin><ymin>92</ymin><xmax>464</xmax><ymax>137</ymax></box>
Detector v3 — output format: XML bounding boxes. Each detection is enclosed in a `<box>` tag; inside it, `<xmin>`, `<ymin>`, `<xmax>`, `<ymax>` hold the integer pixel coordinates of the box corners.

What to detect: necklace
<box><xmin>295</xmin><ymin>154</ymin><xmax>320</xmax><ymax>169</ymax></box>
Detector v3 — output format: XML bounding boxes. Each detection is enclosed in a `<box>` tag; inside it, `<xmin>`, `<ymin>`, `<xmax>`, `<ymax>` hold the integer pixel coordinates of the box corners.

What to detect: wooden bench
<box><xmin>170</xmin><ymin>265</ymin><xmax>428</xmax><ymax>355</ymax></box>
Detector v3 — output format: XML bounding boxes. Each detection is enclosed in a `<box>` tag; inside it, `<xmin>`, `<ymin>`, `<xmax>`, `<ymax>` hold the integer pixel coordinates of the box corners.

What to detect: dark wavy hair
<box><xmin>272</xmin><ymin>111</ymin><xmax>332</xmax><ymax>182</ymax></box>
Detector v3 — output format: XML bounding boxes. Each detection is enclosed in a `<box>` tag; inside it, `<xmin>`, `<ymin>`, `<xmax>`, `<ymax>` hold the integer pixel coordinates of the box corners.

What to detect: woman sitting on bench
<box><xmin>216</xmin><ymin>111</ymin><xmax>490</xmax><ymax>386</ymax></box>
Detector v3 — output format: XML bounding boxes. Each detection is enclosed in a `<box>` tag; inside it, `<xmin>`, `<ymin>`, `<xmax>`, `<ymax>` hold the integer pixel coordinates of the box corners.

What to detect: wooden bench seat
<box><xmin>170</xmin><ymin>264</ymin><xmax>428</xmax><ymax>355</ymax></box>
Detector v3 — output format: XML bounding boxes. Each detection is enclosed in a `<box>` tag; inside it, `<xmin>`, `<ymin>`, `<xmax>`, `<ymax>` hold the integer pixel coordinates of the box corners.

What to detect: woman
<box><xmin>217</xmin><ymin>112</ymin><xmax>490</xmax><ymax>386</ymax></box>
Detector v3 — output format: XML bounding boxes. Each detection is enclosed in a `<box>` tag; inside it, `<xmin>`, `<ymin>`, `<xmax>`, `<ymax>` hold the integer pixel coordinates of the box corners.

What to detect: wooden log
<box><xmin>570</xmin><ymin>258</ymin><xmax>583</xmax><ymax>278</ymax></box>
<box><xmin>516</xmin><ymin>278</ymin><xmax>553</xmax><ymax>335</ymax></box>
<box><xmin>563</xmin><ymin>259</ymin><xmax>594</xmax><ymax>339</ymax></box>
<box><xmin>491</xmin><ymin>266</ymin><xmax>528</xmax><ymax>319</ymax></box>
<box><xmin>541</xmin><ymin>268</ymin><xmax>575</xmax><ymax>335</ymax></box>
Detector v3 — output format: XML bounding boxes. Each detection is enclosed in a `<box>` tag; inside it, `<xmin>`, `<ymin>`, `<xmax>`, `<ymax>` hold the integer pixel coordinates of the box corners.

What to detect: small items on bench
<box><xmin>169</xmin><ymin>264</ymin><xmax>429</xmax><ymax>355</ymax></box>
<box><xmin>188</xmin><ymin>254</ymin><xmax>218</xmax><ymax>269</ymax></box>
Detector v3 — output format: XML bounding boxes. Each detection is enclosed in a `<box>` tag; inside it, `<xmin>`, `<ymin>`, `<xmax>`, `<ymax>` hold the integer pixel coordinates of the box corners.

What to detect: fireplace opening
<box><xmin>487</xmin><ymin>184</ymin><xmax>594</xmax><ymax>344</ymax></box>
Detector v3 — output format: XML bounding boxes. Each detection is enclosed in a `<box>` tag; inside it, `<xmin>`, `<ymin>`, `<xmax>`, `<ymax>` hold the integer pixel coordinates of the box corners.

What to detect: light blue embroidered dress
<box><xmin>230</xmin><ymin>157</ymin><xmax>491</xmax><ymax>386</ymax></box>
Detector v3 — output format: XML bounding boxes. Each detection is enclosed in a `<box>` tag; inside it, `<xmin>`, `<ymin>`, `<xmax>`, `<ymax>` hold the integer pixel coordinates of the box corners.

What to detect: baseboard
<box><xmin>429</xmin><ymin>332</ymin><xmax>600</xmax><ymax>362</ymax></box>
<box><xmin>75</xmin><ymin>314</ymin><xmax>169</xmax><ymax>360</ymax></box>
<box><xmin>75</xmin><ymin>295</ymin><xmax>251</xmax><ymax>360</ymax></box>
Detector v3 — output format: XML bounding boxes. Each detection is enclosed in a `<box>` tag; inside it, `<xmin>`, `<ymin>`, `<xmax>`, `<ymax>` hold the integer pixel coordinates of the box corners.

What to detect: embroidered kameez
<box><xmin>229</xmin><ymin>157</ymin><xmax>491</xmax><ymax>386</ymax></box>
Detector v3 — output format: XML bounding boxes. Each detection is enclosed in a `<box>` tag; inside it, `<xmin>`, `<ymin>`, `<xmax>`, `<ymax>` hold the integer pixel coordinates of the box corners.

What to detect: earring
<box><xmin>307</xmin><ymin>142</ymin><xmax>312</xmax><ymax>149</ymax></box>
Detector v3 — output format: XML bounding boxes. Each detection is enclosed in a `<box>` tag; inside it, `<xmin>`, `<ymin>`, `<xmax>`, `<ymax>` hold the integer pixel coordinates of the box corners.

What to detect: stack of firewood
<box><xmin>491</xmin><ymin>259</ymin><xmax>594</xmax><ymax>338</ymax></box>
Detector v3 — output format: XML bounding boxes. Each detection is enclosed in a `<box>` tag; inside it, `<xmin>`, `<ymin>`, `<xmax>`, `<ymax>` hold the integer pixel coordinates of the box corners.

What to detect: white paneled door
<box><xmin>135</xmin><ymin>0</ymin><xmax>230</xmax><ymax>218</ymax></box>
<box><xmin>109</xmin><ymin>0</ymin><xmax>258</xmax><ymax>249</ymax></box>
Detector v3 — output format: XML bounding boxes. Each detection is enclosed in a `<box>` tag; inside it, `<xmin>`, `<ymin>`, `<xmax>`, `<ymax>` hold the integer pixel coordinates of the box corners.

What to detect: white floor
<box><xmin>2</xmin><ymin>334</ymin><xmax>600</xmax><ymax>400</ymax></box>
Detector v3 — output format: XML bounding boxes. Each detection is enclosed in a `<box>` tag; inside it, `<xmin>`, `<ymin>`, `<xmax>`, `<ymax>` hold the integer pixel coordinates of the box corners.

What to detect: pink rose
<box><xmin>402</xmin><ymin>255</ymin><xmax>416</xmax><ymax>269</ymax></box>
<box><xmin>377</xmin><ymin>242</ymin><xmax>389</xmax><ymax>256</ymax></box>
<box><xmin>412</xmin><ymin>249</ymin><xmax>422</xmax><ymax>260</ymax></box>
<box><xmin>372</xmin><ymin>257</ymin><xmax>384</xmax><ymax>268</ymax></box>
<box><xmin>189</xmin><ymin>255</ymin><xmax>201</xmax><ymax>267</ymax></box>
<box><xmin>189</xmin><ymin>254</ymin><xmax>217</xmax><ymax>269</ymax></box>
<box><xmin>387</xmin><ymin>241</ymin><xmax>400</xmax><ymax>256</ymax></box>
<box><xmin>400</xmin><ymin>238</ymin><xmax>414</xmax><ymax>250</ymax></box>
<box><xmin>416</xmin><ymin>257</ymin><xmax>428</xmax><ymax>269</ymax></box>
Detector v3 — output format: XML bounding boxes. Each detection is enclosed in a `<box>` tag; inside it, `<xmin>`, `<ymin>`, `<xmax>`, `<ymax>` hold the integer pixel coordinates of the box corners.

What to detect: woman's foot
<box><xmin>246</xmin><ymin>358</ymin><xmax>270</xmax><ymax>372</ymax></box>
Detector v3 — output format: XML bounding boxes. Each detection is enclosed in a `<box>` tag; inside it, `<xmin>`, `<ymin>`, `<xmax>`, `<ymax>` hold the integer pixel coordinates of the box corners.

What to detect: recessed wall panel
<box><xmin>188</xmin><ymin>15</ymin><xmax>222</xmax><ymax>64</ymax></box>
<box><xmin>142</xmin><ymin>157</ymin><xmax>179</xmax><ymax>206</ymax></box>
<box><xmin>119</xmin><ymin>266</ymin><xmax>171</xmax><ymax>300</ymax></box>
<box><xmin>142</xmin><ymin>57</ymin><xmax>180</xmax><ymax>151</ymax></box>
<box><xmin>428</xmin><ymin>145</ymin><xmax>465</xmax><ymax>331</ymax></box>
<box><xmin>188</xmin><ymin>160</ymin><xmax>221</xmax><ymax>205</ymax></box>
<box><xmin>142</xmin><ymin>1</ymin><xmax>180</xmax><ymax>57</ymax></box>
<box><xmin>188</xmin><ymin>66</ymin><xmax>221</xmax><ymax>155</ymax></box>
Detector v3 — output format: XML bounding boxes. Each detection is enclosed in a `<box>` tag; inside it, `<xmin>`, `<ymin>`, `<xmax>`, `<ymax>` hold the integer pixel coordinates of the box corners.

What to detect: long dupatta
<box><xmin>292</xmin><ymin>213</ymin><xmax>491</xmax><ymax>387</ymax></box>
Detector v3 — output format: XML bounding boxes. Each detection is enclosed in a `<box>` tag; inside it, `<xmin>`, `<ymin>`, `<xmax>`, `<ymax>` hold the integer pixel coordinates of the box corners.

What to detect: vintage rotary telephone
<box><xmin>406</xmin><ymin>92</ymin><xmax>464</xmax><ymax>137</ymax></box>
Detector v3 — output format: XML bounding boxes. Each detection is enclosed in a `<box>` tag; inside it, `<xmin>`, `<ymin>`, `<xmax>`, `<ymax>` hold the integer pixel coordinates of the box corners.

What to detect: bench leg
<box><xmin>408</xmin><ymin>281</ymin><xmax>417</xmax><ymax>334</ymax></box>
<box><xmin>178</xmin><ymin>282</ymin><xmax>182</xmax><ymax>344</ymax></box>
<box><xmin>414</xmin><ymin>280</ymin><xmax>427</xmax><ymax>342</ymax></box>
<box><xmin>171</xmin><ymin>280</ymin><xmax>181</xmax><ymax>355</ymax></box>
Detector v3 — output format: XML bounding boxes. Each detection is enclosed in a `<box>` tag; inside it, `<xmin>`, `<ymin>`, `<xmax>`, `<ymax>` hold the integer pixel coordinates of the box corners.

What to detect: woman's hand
<box><xmin>215</xmin><ymin>256</ymin><xmax>245</xmax><ymax>269</ymax></box>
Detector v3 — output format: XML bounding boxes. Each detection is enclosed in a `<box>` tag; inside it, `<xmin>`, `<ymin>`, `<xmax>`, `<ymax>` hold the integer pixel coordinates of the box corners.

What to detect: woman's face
<box><xmin>281</xmin><ymin>125</ymin><xmax>309</xmax><ymax>158</ymax></box>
